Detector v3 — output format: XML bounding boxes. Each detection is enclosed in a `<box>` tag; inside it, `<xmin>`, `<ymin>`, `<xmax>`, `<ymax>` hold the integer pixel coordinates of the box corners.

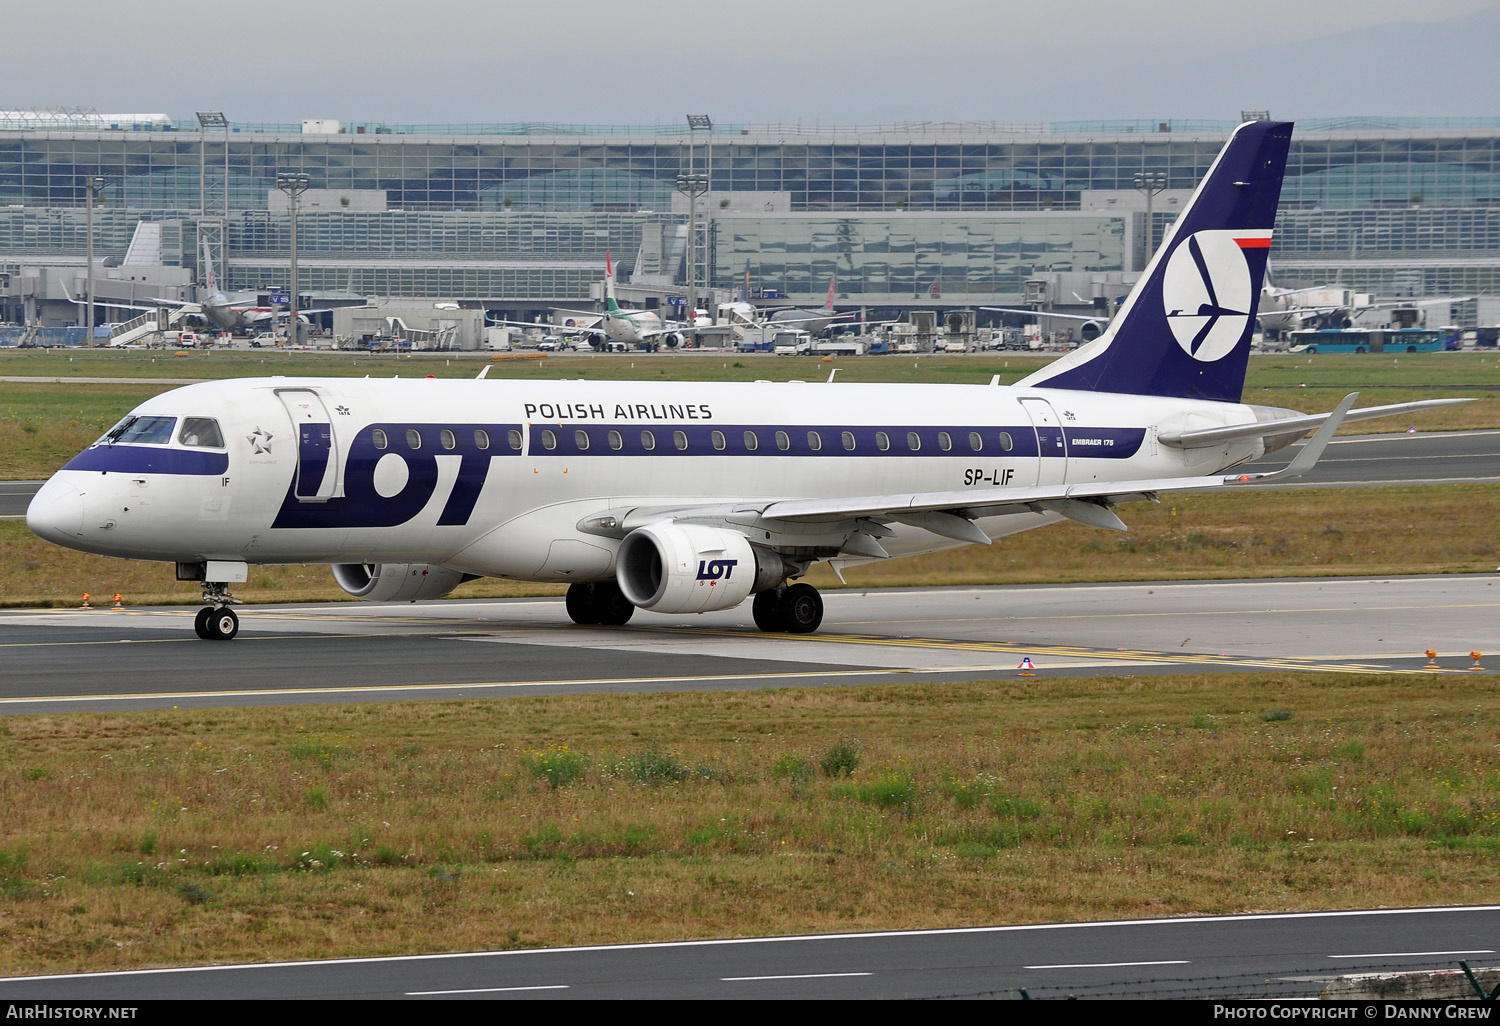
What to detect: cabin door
<box><xmin>276</xmin><ymin>389</ymin><xmax>340</xmax><ymax>501</ymax></box>
<box><xmin>1020</xmin><ymin>397</ymin><xmax>1068</xmax><ymax>487</ymax></box>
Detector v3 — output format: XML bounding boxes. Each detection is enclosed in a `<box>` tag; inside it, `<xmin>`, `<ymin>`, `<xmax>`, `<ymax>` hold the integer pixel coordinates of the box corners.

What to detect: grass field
<box><xmin>2</xmin><ymin>674</ymin><xmax>1498</xmax><ymax>975</ymax></box>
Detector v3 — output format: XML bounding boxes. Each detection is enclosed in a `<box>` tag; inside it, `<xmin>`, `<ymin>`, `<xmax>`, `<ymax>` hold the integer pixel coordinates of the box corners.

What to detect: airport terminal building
<box><xmin>1</xmin><ymin>110</ymin><xmax>1497</xmax><ymax>325</ymax></box>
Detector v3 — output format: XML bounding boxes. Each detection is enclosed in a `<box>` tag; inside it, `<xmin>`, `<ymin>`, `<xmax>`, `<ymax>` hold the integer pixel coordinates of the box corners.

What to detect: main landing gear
<box><xmin>752</xmin><ymin>583</ymin><xmax>823</xmax><ymax>634</ymax></box>
<box><xmin>193</xmin><ymin>582</ymin><xmax>241</xmax><ymax>641</ymax></box>
<box><xmin>565</xmin><ymin>581</ymin><xmax>636</xmax><ymax>626</ymax></box>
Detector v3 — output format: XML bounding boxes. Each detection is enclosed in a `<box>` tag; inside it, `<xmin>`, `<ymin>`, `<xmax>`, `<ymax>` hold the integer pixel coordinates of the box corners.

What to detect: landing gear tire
<box><xmin>781</xmin><ymin>584</ymin><xmax>823</xmax><ymax>634</ymax></box>
<box><xmin>752</xmin><ymin>584</ymin><xmax>824</xmax><ymax>634</ymax></box>
<box><xmin>565</xmin><ymin>583</ymin><xmax>599</xmax><ymax>624</ymax></box>
<box><xmin>194</xmin><ymin>607</ymin><xmax>213</xmax><ymax>640</ymax></box>
<box><xmin>205</xmin><ymin>607</ymin><xmax>239</xmax><ymax>640</ymax></box>
<box><xmin>565</xmin><ymin>581</ymin><xmax>636</xmax><ymax>626</ymax></box>
<box><xmin>752</xmin><ymin>589</ymin><xmax>784</xmax><ymax>632</ymax></box>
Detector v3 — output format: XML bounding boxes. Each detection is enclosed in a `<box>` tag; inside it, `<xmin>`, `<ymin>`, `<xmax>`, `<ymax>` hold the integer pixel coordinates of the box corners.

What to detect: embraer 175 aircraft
<box><xmin>27</xmin><ymin>121</ymin><xmax>1468</xmax><ymax>641</ymax></box>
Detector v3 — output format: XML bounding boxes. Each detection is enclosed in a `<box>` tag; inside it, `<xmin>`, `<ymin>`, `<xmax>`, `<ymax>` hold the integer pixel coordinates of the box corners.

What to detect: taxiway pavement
<box><xmin>1</xmin><ymin>575</ymin><xmax>1493</xmax><ymax>714</ymax></box>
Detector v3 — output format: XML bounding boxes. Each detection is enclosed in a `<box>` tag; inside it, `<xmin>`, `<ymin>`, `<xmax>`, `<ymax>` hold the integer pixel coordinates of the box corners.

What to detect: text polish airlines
<box><xmin>27</xmin><ymin>122</ymin><xmax>1468</xmax><ymax>640</ymax></box>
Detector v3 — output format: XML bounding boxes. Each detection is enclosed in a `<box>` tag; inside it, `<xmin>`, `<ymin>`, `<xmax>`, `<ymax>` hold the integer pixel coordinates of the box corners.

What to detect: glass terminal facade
<box><xmin>1</xmin><ymin>116</ymin><xmax>1498</xmax><ymax>308</ymax></box>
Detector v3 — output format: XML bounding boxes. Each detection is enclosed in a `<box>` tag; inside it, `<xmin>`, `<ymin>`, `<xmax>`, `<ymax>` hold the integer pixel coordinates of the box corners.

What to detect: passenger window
<box><xmin>938</xmin><ymin>431</ymin><xmax>952</xmax><ymax>452</ymax></box>
<box><xmin>775</xmin><ymin>430</ymin><xmax>790</xmax><ymax>451</ymax></box>
<box><xmin>641</xmin><ymin>430</ymin><xmax>656</xmax><ymax>451</ymax></box>
<box><xmin>998</xmin><ymin>431</ymin><xmax>1014</xmax><ymax>452</ymax></box>
<box><xmin>875</xmin><ymin>431</ymin><xmax>890</xmax><ymax>452</ymax></box>
<box><xmin>441</xmin><ymin>429</ymin><xmax>456</xmax><ymax>450</ymax></box>
<box><xmin>372</xmin><ymin>428</ymin><xmax>388</xmax><ymax>450</ymax></box>
<box><xmin>807</xmin><ymin>431</ymin><xmax>822</xmax><ymax>451</ymax></box>
<box><xmin>474</xmin><ymin>429</ymin><xmax>490</xmax><ymax>450</ymax></box>
<box><xmin>178</xmin><ymin>417</ymin><xmax>224</xmax><ymax>448</ymax></box>
<box><xmin>743</xmin><ymin>430</ymin><xmax>759</xmax><ymax>451</ymax></box>
<box><xmin>674</xmin><ymin>430</ymin><xmax>688</xmax><ymax>451</ymax></box>
<box><xmin>507</xmin><ymin>428</ymin><xmax>523</xmax><ymax>451</ymax></box>
<box><xmin>575</xmin><ymin>429</ymin><xmax>590</xmax><ymax>450</ymax></box>
<box><xmin>541</xmin><ymin>429</ymin><xmax>557</xmax><ymax>450</ymax></box>
<box><xmin>406</xmin><ymin>429</ymin><xmax>422</xmax><ymax>450</ymax></box>
<box><xmin>968</xmin><ymin>431</ymin><xmax>983</xmax><ymax>452</ymax></box>
<box><xmin>711</xmin><ymin>430</ymin><xmax>726</xmax><ymax>451</ymax></box>
<box><xmin>609</xmin><ymin>430</ymin><xmax>623</xmax><ymax>451</ymax></box>
<box><xmin>842</xmin><ymin>431</ymin><xmax>856</xmax><ymax>451</ymax></box>
<box><xmin>907</xmin><ymin>431</ymin><xmax>921</xmax><ymax>452</ymax></box>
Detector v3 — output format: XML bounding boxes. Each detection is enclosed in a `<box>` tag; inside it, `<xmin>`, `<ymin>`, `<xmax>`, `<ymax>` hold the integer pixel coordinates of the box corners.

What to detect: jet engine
<box><xmin>1078</xmin><ymin>319</ymin><xmax>1106</xmax><ymax>342</ymax></box>
<box><xmin>616</xmin><ymin>523</ymin><xmax>784</xmax><ymax>614</ymax></box>
<box><xmin>331</xmin><ymin>563</ymin><xmax>471</xmax><ymax>603</ymax></box>
<box><xmin>660</xmin><ymin>333</ymin><xmax>682</xmax><ymax>348</ymax></box>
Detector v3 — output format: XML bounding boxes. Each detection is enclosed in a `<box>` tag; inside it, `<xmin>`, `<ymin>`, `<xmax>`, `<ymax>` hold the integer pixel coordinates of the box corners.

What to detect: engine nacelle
<box><xmin>616</xmin><ymin>523</ymin><xmax>783</xmax><ymax>614</ymax></box>
<box><xmin>331</xmin><ymin>563</ymin><xmax>469</xmax><ymax>603</ymax></box>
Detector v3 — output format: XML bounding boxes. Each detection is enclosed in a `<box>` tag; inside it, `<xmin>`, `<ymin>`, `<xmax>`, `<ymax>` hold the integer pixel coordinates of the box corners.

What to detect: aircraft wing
<box><xmin>1356</xmin><ymin>296</ymin><xmax>1474</xmax><ymax>311</ymax></box>
<box><xmin>597</xmin><ymin>398</ymin><xmax>1364</xmax><ymax>560</ymax></box>
<box><xmin>752</xmin><ymin>394</ymin><xmax>1363</xmax><ymax>539</ymax></box>
<box><xmin>981</xmin><ymin>307</ymin><xmax>1103</xmax><ymax>322</ymax></box>
<box><xmin>494</xmin><ymin>319</ymin><xmax>608</xmax><ymax>337</ymax></box>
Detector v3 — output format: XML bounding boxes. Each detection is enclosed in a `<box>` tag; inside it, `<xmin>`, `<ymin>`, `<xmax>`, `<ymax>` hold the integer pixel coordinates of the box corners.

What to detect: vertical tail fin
<box><xmin>825</xmin><ymin>276</ymin><xmax>837</xmax><ymax>311</ymax></box>
<box><xmin>604</xmin><ymin>250</ymin><xmax>621</xmax><ymax>314</ymax></box>
<box><xmin>1017</xmin><ymin>121</ymin><xmax>1293</xmax><ymax>403</ymax></box>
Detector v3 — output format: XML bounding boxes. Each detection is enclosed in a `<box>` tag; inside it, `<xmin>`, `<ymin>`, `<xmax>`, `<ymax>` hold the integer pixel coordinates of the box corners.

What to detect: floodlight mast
<box><xmin>276</xmin><ymin>172</ymin><xmax>311</xmax><ymax>342</ymax></box>
<box><xmin>682</xmin><ymin>114</ymin><xmax>713</xmax><ymax>339</ymax></box>
<box><xmin>84</xmin><ymin>176</ymin><xmax>105</xmax><ymax>341</ymax></box>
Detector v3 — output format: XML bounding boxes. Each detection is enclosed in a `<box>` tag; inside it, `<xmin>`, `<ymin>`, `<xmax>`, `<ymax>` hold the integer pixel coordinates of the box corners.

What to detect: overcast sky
<box><xmin>11</xmin><ymin>0</ymin><xmax>1499</xmax><ymax>124</ymax></box>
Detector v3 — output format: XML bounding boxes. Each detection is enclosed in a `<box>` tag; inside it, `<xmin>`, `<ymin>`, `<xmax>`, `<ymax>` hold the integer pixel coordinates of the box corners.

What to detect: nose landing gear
<box><xmin>193</xmin><ymin>582</ymin><xmax>241</xmax><ymax>640</ymax></box>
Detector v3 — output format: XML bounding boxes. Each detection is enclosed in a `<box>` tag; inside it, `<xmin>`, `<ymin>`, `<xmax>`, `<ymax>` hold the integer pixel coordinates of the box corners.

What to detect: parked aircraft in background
<box><xmin>509</xmin><ymin>253</ymin><xmax>695</xmax><ymax>350</ymax></box>
<box><xmin>27</xmin><ymin>121</ymin><xmax>1469</xmax><ymax>643</ymax></box>
<box><xmin>1254</xmin><ymin>275</ymin><xmax>1467</xmax><ymax>335</ymax></box>
<box><xmin>766</xmin><ymin>278</ymin><xmax>852</xmax><ymax>334</ymax></box>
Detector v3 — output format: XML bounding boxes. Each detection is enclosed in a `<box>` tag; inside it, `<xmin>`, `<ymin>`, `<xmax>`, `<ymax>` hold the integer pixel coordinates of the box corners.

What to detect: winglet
<box><xmin>1230</xmin><ymin>391</ymin><xmax>1357</xmax><ymax>483</ymax></box>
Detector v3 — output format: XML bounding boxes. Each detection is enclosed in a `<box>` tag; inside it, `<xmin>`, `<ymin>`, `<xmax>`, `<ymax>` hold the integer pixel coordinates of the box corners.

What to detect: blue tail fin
<box><xmin>1017</xmin><ymin>120</ymin><xmax>1293</xmax><ymax>403</ymax></box>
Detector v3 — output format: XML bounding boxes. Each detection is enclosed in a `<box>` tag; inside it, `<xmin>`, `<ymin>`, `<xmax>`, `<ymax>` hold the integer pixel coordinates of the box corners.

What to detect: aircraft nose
<box><xmin>26</xmin><ymin>479</ymin><xmax>85</xmax><ymax>544</ymax></box>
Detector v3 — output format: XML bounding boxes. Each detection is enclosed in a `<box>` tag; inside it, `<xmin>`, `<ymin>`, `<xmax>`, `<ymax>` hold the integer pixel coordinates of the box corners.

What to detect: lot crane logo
<box><xmin>1162</xmin><ymin>230</ymin><xmax>1259</xmax><ymax>362</ymax></box>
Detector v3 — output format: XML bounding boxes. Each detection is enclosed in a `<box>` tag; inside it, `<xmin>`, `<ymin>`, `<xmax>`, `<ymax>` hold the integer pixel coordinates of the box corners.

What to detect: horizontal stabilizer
<box><xmin>1160</xmin><ymin>397</ymin><xmax>1475</xmax><ymax>447</ymax></box>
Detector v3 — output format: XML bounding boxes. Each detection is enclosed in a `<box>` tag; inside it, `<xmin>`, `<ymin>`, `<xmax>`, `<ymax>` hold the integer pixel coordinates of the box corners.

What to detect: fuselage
<box><xmin>27</xmin><ymin>376</ymin><xmax>1268</xmax><ymax>582</ymax></box>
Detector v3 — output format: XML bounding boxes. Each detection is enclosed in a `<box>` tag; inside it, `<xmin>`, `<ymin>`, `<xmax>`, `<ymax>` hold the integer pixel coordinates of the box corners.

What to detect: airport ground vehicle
<box><xmin>1288</xmin><ymin>328</ymin><xmax>1453</xmax><ymax>354</ymax></box>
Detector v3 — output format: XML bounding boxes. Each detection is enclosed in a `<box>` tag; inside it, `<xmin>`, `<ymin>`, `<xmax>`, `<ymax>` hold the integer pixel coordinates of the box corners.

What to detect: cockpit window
<box><xmin>102</xmin><ymin>415</ymin><xmax>176</xmax><ymax>446</ymax></box>
<box><xmin>178</xmin><ymin>418</ymin><xmax>224</xmax><ymax>448</ymax></box>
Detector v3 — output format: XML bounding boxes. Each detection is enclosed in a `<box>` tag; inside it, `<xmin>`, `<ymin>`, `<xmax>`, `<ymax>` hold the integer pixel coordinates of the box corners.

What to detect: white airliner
<box><xmin>27</xmin><ymin>121</ymin><xmax>1468</xmax><ymax>641</ymax></box>
<box><xmin>518</xmin><ymin>253</ymin><xmax>696</xmax><ymax>350</ymax></box>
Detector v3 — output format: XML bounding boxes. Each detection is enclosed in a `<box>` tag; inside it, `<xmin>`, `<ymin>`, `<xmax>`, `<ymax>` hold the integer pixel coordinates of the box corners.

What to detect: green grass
<box><xmin>2</xmin><ymin>674</ymin><xmax>1499</xmax><ymax>974</ymax></box>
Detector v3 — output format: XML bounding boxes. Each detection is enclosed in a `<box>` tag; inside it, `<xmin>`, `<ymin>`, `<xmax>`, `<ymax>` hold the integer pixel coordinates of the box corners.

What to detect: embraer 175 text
<box><xmin>27</xmin><ymin>122</ymin><xmax>1468</xmax><ymax>640</ymax></box>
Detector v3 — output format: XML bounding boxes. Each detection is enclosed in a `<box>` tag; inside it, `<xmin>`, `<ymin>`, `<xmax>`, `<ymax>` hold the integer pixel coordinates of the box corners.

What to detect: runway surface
<box><xmin>1</xmin><ymin>574</ymin><xmax>1494</xmax><ymax>714</ymax></box>
<box><xmin>3</xmin><ymin>906</ymin><xmax>1498</xmax><ymax>999</ymax></box>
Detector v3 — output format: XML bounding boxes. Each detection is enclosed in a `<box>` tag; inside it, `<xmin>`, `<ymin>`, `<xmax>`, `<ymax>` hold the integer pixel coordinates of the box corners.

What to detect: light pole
<box><xmin>196</xmin><ymin>111</ymin><xmax>229</xmax><ymax>288</ymax></box>
<box><xmin>84</xmin><ymin>175</ymin><xmax>105</xmax><ymax>340</ymax></box>
<box><xmin>1133</xmin><ymin>171</ymin><xmax>1168</xmax><ymax>268</ymax></box>
<box><xmin>683</xmin><ymin>113</ymin><xmax>712</xmax><ymax>339</ymax></box>
<box><xmin>276</xmin><ymin>172</ymin><xmax>310</xmax><ymax>342</ymax></box>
